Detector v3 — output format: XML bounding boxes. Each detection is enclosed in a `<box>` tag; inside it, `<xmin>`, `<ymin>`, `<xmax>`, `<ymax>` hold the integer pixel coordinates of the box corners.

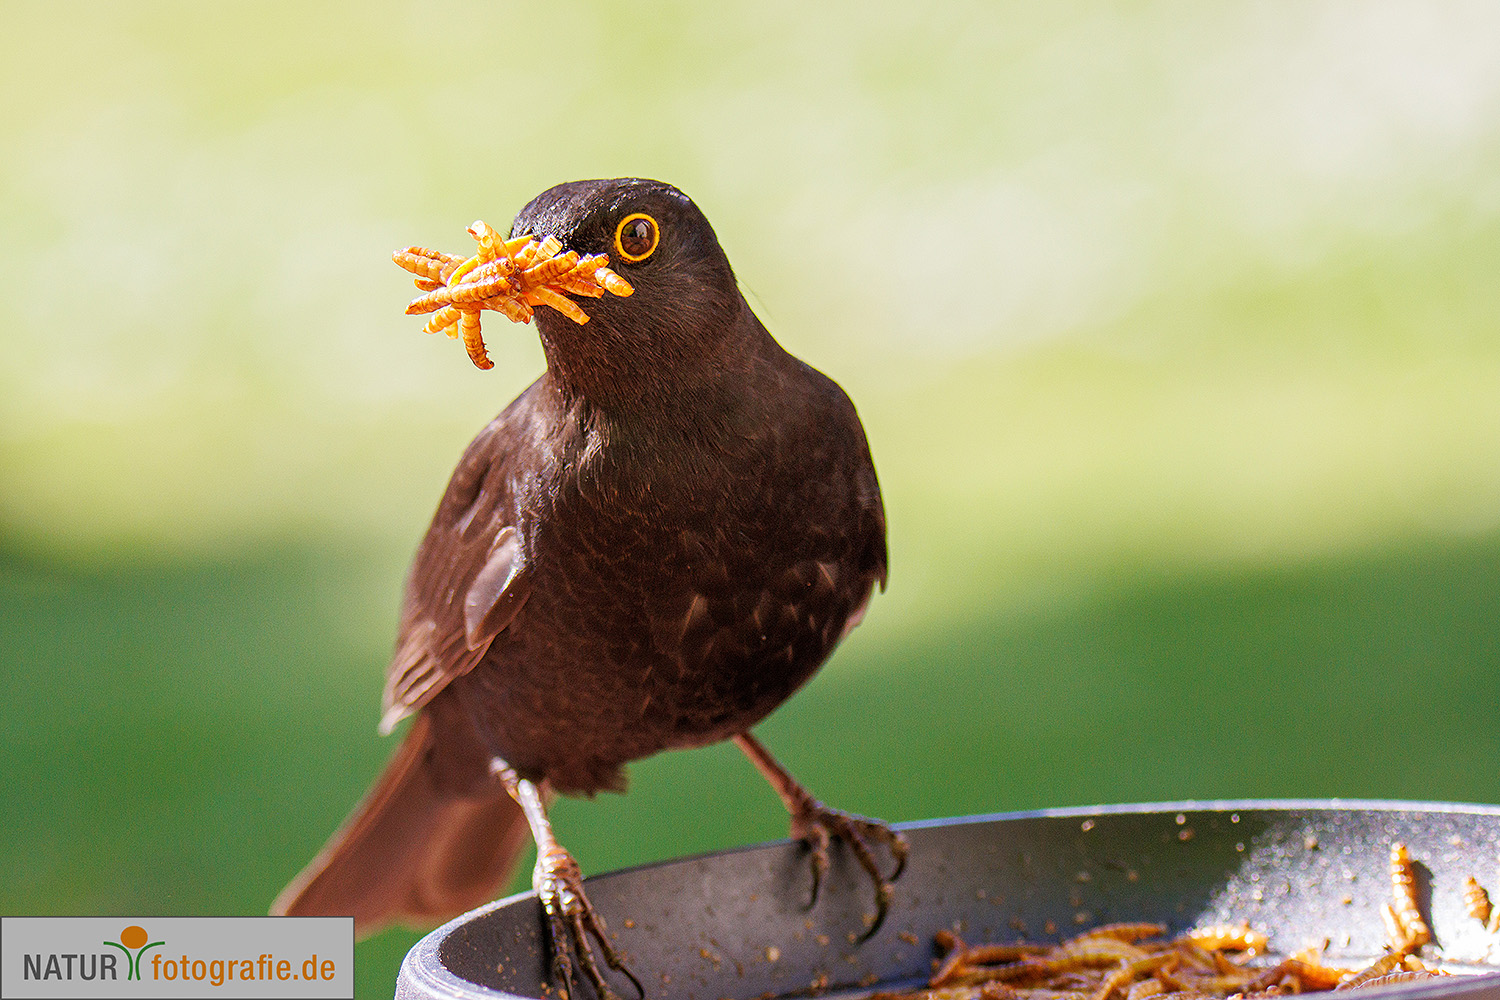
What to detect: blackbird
<box><xmin>272</xmin><ymin>178</ymin><xmax>905</xmax><ymax>998</ymax></box>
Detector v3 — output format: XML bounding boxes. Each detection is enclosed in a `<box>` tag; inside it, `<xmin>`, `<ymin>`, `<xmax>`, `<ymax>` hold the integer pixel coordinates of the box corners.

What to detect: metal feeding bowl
<box><xmin>395</xmin><ymin>800</ymin><xmax>1500</xmax><ymax>1000</ymax></box>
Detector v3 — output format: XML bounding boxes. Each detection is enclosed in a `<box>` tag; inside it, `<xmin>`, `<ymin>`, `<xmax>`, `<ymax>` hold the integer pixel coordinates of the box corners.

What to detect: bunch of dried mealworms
<box><xmin>872</xmin><ymin>922</ymin><xmax>1444</xmax><ymax>1000</ymax></box>
<box><xmin>393</xmin><ymin>220</ymin><xmax>632</xmax><ymax>370</ymax></box>
<box><xmin>872</xmin><ymin>843</ymin><xmax>1471</xmax><ymax>1000</ymax></box>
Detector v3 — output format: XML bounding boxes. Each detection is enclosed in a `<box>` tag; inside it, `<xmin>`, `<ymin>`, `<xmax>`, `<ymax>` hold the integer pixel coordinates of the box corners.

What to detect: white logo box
<box><xmin>1</xmin><ymin>917</ymin><xmax>354</xmax><ymax>999</ymax></box>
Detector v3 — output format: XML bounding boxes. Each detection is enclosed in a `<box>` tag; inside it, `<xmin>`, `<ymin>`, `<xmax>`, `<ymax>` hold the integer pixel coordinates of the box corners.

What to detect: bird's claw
<box><xmin>534</xmin><ymin>846</ymin><xmax>644</xmax><ymax>1000</ymax></box>
<box><xmin>789</xmin><ymin>801</ymin><xmax>908</xmax><ymax>940</ymax></box>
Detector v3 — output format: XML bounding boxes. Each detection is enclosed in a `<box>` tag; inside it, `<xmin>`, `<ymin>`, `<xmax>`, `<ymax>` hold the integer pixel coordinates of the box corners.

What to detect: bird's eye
<box><xmin>613</xmin><ymin>213</ymin><xmax>659</xmax><ymax>262</ymax></box>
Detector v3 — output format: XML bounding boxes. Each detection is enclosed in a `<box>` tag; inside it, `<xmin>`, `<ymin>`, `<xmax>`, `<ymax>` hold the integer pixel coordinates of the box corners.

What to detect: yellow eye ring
<box><xmin>613</xmin><ymin>213</ymin><xmax>660</xmax><ymax>262</ymax></box>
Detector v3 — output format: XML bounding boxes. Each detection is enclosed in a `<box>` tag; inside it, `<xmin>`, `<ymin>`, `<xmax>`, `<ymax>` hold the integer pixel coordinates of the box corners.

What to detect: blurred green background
<box><xmin>4</xmin><ymin>2</ymin><xmax>1500</xmax><ymax>997</ymax></box>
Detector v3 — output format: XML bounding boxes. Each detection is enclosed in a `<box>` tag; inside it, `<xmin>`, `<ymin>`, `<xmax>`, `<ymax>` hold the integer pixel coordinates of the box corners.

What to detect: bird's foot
<box><xmin>788</xmin><ymin>798</ymin><xmax>909</xmax><ymax>939</ymax></box>
<box><xmin>534</xmin><ymin>845</ymin><xmax>644</xmax><ymax>1000</ymax></box>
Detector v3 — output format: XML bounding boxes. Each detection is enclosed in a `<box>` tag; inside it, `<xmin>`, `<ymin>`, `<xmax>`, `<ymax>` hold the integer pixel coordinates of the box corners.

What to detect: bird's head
<box><xmin>509</xmin><ymin>178</ymin><xmax>749</xmax><ymax>413</ymax></box>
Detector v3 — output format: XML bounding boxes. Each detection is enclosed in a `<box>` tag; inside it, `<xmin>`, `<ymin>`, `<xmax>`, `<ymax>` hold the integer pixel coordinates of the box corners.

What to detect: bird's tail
<box><xmin>271</xmin><ymin>712</ymin><xmax>531</xmax><ymax>938</ymax></box>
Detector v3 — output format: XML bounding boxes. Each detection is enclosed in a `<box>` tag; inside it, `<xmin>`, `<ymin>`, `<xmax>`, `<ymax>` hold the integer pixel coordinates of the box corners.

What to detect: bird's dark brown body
<box><xmin>421</xmin><ymin>341</ymin><xmax>883</xmax><ymax>795</ymax></box>
<box><xmin>275</xmin><ymin>181</ymin><xmax>898</xmax><ymax>988</ymax></box>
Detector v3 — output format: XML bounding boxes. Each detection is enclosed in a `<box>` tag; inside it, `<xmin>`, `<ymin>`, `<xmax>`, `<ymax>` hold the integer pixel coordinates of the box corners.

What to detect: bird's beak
<box><xmin>393</xmin><ymin>220</ymin><xmax>633</xmax><ymax>370</ymax></box>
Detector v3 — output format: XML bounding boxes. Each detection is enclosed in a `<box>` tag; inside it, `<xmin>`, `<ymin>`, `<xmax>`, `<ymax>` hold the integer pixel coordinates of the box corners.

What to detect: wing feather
<box><xmin>379</xmin><ymin>397</ymin><xmax>540</xmax><ymax>733</ymax></box>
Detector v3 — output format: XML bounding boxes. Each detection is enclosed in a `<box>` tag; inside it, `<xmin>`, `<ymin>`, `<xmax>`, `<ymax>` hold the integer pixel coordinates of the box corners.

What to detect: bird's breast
<box><xmin>464</xmin><ymin>424</ymin><xmax>877</xmax><ymax>793</ymax></box>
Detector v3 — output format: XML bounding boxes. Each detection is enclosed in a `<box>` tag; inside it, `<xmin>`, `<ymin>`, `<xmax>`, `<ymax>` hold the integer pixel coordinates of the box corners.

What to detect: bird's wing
<box><xmin>860</xmin><ymin>454</ymin><xmax>888</xmax><ymax>592</ymax></box>
<box><xmin>830</xmin><ymin>371</ymin><xmax>888</xmax><ymax>595</ymax></box>
<box><xmin>379</xmin><ymin>408</ymin><xmax>536</xmax><ymax>735</ymax></box>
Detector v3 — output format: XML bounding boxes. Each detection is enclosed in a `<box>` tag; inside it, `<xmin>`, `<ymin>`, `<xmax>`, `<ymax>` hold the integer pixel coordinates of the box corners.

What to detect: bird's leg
<box><xmin>733</xmin><ymin>731</ymin><xmax>908</xmax><ymax>938</ymax></box>
<box><xmin>491</xmin><ymin>761</ymin><xmax>644</xmax><ymax>1000</ymax></box>
<box><xmin>451</xmin><ymin>682</ymin><xmax>640</xmax><ymax>999</ymax></box>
